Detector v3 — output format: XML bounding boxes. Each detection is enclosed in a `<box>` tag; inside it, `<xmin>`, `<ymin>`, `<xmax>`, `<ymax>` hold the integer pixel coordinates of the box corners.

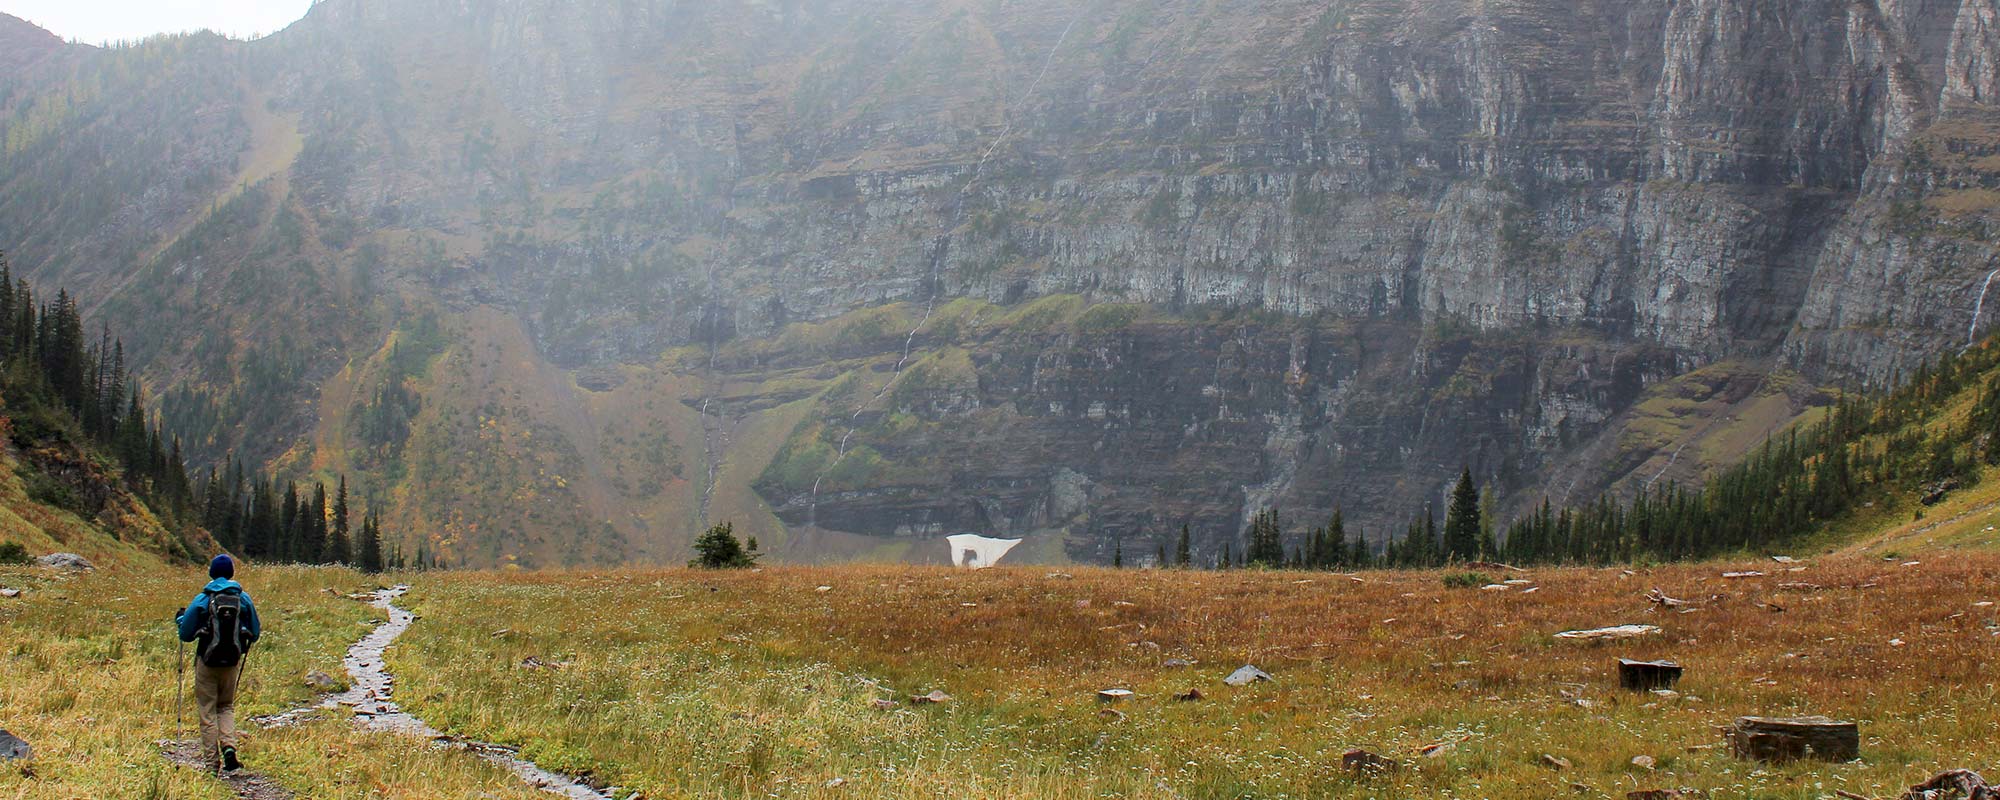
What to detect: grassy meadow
<box><xmin>0</xmin><ymin>562</ymin><xmax>552</xmax><ymax>799</ymax></box>
<box><xmin>380</xmin><ymin>555</ymin><xmax>2000</xmax><ymax>800</ymax></box>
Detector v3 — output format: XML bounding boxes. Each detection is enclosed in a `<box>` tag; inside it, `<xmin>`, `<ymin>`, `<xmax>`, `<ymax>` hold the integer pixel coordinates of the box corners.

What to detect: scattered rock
<box><xmin>1631</xmin><ymin>755</ymin><xmax>1657</xmax><ymax>770</ymax></box>
<box><xmin>1341</xmin><ymin>748</ymin><xmax>1398</xmax><ymax>775</ymax></box>
<box><xmin>1555</xmin><ymin>624</ymin><xmax>1661</xmax><ymax>642</ymax></box>
<box><xmin>1771</xmin><ymin>556</ymin><xmax>1799</xmax><ymax>564</ymax></box>
<box><xmin>1504</xmin><ymin>579</ymin><xmax>1534</xmax><ymax>586</ymax></box>
<box><xmin>0</xmin><ymin>588</ymin><xmax>19</xmax><ymax>598</ymax></box>
<box><xmin>815</xmin><ymin>586</ymin><xmax>832</xmax><ymax>593</ymax></box>
<box><xmin>1174</xmin><ymin>688</ymin><xmax>1203</xmax><ymax>702</ymax></box>
<box><xmin>1722</xmin><ymin>571</ymin><xmax>1765</xmax><ymax>579</ymax></box>
<box><xmin>35</xmin><ymin>553</ymin><xmax>92</xmax><ymax>571</ymax></box>
<box><xmin>869</xmin><ymin>699</ymin><xmax>898</xmax><ymax>711</ymax></box>
<box><xmin>909</xmin><ymin>690</ymin><xmax>951</xmax><ymax>705</ymax></box>
<box><xmin>1481</xmin><ymin>584</ymin><xmax>1511</xmax><ymax>591</ymax></box>
<box><xmin>1897</xmin><ymin>769</ymin><xmax>1998</xmax><ymax>800</ymax></box>
<box><xmin>1097</xmin><ymin>689</ymin><xmax>1134</xmax><ymax>703</ymax></box>
<box><xmin>824</xmin><ymin>777</ymin><xmax>846</xmax><ymax>789</ymax></box>
<box><xmin>1097</xmin><ymin>708</ymin><xmax>1127</xmax><ymax>722</ymax></box>
<box><xmin>1618</xmin><ymin>658</ymin><xmax>1684</xmax><ymax>691</ymax></box>
<box><xmin>1162</xmin><ymin>658</ymin><xmax>1193</xmax><ymax>668</ymax></box>
<box><xmin>0</xmin><ymin>730</ymin><xmax>29</xmax><ymax>761</ymax></box>
<box><xmin>304</xmin><ymin>671</ymin><xmax>339</xmax><ymax>692</ymax></box>
<box><xmin>1223</xmin><ymin>665</ymin><xmax>1273</xmax><ymax>686</ymax></box>
<box><xmin>1540</xmin><ymin>754</ymin><xmax>1573</xmax><ymax>771</ymax></box>
<box><xmin>1727</xmin><ymin>715</ymin><xmax>1859</xmax><ymax>763</ymax></box>
<box><xmin>490</xmin><ymin>628</ymin><xmax>513</xmax><ymax>638</ymax></box>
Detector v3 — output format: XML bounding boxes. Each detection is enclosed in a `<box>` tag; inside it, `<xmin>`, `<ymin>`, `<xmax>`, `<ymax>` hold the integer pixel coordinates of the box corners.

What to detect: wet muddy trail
<box><xmin>256</xmin><ymin>585</ymin><xmax>616</xmax><ymax>799</ymax></box>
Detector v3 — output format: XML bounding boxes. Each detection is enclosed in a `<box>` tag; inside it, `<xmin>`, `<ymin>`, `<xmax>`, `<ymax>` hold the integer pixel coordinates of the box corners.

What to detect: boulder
<box><xmin>304</xmin><ymin>671</ymin><xmax>340</xmax><ymax>692</ymax></box>
<box><xmin>35</xmin><ymin>553</ymin><xmax>92</xmax><ymax>571</ymax></box>
<box><xmin>1727</xmin><ymin>716</ymin><xmax>1859</xmax><ymax>763</ymax></box>
<box><xmin>0</xmin><ymin>729</ymin><xmax>28</xmax><ymax>761</ymax></box>
<box><xmin>1617</xmin><ymin>658</ymin><xmax>1684</xmax><ymax>691</ymax></box>
<box><xmin>1223</xmin><ymin>665</ymin><xmax>1273</xmax><ymax>686</ymax></box>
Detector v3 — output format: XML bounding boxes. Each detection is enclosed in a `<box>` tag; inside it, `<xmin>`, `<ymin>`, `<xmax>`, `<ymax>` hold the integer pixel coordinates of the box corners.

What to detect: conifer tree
<box><xmin>1442</xmin><ymin>468</ymin><xmax>1482</xmax><ymax>562</ymax></box>
<box><xmin>330</xmin><ymin>477</ymin><xmax>352</xmax><ymax>566</ymax></box>
<box><xmin>1175</xmin><ymin>524</ymin><xmax>1192</xmax><ymax>567</ymax></box>
<box><xmin>358</xmin><ymin>509</ymin><xmax>385</xmax><ymax>573</ymax></box>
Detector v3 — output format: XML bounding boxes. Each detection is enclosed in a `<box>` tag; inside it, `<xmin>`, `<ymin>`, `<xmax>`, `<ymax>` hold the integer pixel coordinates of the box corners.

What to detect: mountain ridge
<box><xmin>7</xmin><ymin>0</ymin><xmax>2000</xmax><ymax>566</ymax></box>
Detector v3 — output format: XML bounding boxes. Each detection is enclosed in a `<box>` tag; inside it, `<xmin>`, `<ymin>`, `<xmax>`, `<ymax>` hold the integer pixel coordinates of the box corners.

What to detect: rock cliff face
<box><xmin>4</xmin><ymin>0</ymin><xmax>2000</xmax><ymax>566</ymax></box>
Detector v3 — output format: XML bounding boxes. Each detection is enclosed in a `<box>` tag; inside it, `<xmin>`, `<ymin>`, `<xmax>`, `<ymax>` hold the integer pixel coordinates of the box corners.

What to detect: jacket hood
<box><xmin>203</xmin><ymin>578</ymin><xmax>243</xmax><ymax>593</ymax></box>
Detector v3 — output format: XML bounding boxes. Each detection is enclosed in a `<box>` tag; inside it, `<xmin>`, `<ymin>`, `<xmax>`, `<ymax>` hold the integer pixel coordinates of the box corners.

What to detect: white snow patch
<box><xmin>947</xmin><ymin>534</ymin><xmax>1023</xmax><ymax>569</ymax></box>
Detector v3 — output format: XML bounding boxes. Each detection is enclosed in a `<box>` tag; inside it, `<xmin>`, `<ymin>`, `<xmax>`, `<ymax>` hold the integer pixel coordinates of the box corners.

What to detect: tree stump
<box><xmin>1726</xmin><ymin>716</ymin><xmax>1859</xmax><ymax>763</ymax></box>
<box><xmin>1618</xmin><ymin>659</ymin><xmax>1684</xmax><ymax>691</ymax></box>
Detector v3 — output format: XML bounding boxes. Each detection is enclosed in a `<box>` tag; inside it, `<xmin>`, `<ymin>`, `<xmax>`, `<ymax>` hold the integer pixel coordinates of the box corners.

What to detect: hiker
<box><xmin>175</xmin><ymin>554</ymin><xmax>261</xmax><ymax>772</ymax></box>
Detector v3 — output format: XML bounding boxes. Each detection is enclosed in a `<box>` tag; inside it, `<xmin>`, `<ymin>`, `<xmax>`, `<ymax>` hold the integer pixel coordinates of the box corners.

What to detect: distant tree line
<box><xmin>1137</xmin><ymin>339</ymin><xmax>2000</xmax><ymax>571</ymax></box>
<box><xmin>0</xmin><ymin>253</ymin><xmax>398</xmax><ymax>571</ymax></box>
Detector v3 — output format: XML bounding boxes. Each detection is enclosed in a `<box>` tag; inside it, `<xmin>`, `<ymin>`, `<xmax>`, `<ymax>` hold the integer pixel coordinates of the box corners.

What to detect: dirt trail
<box><xmin>209</xmin><ymin>586</ymin><xmax>615</xmax><ymax>799</ymax></box>
<box><xmin>158</xmin><ymin>740</ymin><xmax>293</xmax><ymax>800</ymax></box>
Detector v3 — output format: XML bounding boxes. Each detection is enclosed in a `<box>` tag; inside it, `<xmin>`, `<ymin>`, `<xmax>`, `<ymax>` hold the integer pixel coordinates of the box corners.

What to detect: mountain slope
<box><xmin>9</xmin><ymin>1</ymin><xmax>2000</xmax><ymax>565</ymax></box>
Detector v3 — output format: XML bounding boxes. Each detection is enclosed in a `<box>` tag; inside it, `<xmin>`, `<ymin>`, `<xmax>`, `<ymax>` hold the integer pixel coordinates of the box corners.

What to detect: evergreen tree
<box><xmin>279</xmin><ymin>483</ymin><xmax>301</xmax><ymax>561</ymax></box>
<box><xmin>309</xmin><ymin>483</ymin><xmax>329</xmax><ymax>564</ymax></box>
<box><xmin>1175</xmin><ymin>524</ymin><xmax>1192</xmax><ymax>567</ymax></box>
<box><xmin>1442</xmin><ymin>468</ymin><xmax>1482</xmax><ymax>562</ymax></box>
<box><xmin>329</xmin><ymin>477</ymin><xmax>352</xmax><ymax>566</ymax></box>
<box><xmin>689</xmin><ymin>522</ymin><xmax>757</xmax><ymax>568</ymax></box>
<box><xmin>1325</xmin><ymin>510</ymin><xmax>1348</xmax><ymax>568</ymax></box>
<box><xmin>358</xmin><ymin>509</ymin><xmax>385</xmax><ymax>573</ymax></box>
<box><xmin>1245</xmin><ymin>510</ymin><xmax>1285</xmax><ymax>567</ymax></box>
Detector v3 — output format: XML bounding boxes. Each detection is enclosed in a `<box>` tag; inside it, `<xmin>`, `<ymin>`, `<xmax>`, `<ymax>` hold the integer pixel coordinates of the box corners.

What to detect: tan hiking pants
<box><xmin>193</xmin><ymin>660</ymin><xmax>243</xmax><ymax>753</ymax></box>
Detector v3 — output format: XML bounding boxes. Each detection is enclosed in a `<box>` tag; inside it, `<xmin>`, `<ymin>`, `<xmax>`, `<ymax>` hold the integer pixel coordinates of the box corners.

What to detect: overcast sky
<box><xmin>1</xmin><ymin>0</ymin><xmax>314</xmax><ymax>45</ymax></box>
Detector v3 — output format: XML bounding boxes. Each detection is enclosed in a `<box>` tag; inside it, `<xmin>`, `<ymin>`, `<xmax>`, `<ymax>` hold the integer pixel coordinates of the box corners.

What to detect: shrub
<box><xmin>0</xmin><ymin>541</ymin><xmax>28</xmax><ymax>564</ymax></box>
<box><xmin>689</xmin><ymin>522</ymin><xmax>760</xmax><ymax>569</ymax></box>
<box><xmin>1442</xmin><ymin>572</ymin><xmax>1492</xmax><ymax>589</ymax></box>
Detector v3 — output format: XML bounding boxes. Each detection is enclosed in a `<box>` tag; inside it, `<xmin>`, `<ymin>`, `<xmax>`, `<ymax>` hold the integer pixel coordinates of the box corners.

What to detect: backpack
<box><xmin>198</xmin><ymin>589</ymin><xmax>249</xmax><ymax>668</ymax></box>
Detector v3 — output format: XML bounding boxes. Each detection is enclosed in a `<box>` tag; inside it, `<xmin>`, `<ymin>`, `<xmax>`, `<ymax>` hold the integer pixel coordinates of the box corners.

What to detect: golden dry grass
<box><xmin>392</xmin><ymin>555</ymin><xmax>2000</xmax><ymax>799</ymax></box>
<box><xmin>0</xmin><ymin>563</ymin><xmax>552</xmax><ymax>799</ymax></box>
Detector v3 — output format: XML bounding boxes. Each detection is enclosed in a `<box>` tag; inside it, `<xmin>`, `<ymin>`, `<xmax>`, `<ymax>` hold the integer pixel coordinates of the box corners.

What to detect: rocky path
<box><xmin>158</xmin><ymin>740</ymin><xmax>293</xmax><ymax>800</ymax></box>
<box><xmin>173</xmin><ymin>585</ymin><xmax>616</xmax><ymax>800</ymax></box>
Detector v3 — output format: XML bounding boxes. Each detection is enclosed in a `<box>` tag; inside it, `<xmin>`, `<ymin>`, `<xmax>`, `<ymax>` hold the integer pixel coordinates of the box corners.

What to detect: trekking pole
<box><xmin>176</xmin><ymin>638</ymin><xmax>187</xmax><ymax>735</ymax></box>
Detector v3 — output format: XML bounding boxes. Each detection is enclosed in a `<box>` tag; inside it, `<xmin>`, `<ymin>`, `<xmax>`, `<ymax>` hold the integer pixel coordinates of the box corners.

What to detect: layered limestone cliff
<box><xmin>5</xmin><ymin>0</ymin><xmax>2000</xmax><ymax>565</ymax></box>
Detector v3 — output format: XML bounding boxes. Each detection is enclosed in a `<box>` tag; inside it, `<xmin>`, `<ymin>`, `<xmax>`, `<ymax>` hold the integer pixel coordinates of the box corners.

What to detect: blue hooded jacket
<box><xmin>176</xmin><ymin>578</ymin><xmax>262</xmax><ymax>644</ymax></box>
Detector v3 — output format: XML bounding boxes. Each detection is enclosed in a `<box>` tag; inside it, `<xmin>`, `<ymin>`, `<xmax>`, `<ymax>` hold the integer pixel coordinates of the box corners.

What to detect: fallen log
<box><xmin>1726</xmin><ymin>715</ymin><xmax>1859</xmax><ymax>763</ymax></box>
<box><xmin>1555</xmin><ymin>624</ymin><xmax>1661</xmax><ymax>642</ymax></box>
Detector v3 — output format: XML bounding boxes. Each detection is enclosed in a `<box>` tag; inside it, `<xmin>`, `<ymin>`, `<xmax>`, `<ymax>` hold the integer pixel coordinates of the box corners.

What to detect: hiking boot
<box><xmin>221</xmin><ymin>746</ymin><xmax>241</xmax><ymax>772</ymax></box>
